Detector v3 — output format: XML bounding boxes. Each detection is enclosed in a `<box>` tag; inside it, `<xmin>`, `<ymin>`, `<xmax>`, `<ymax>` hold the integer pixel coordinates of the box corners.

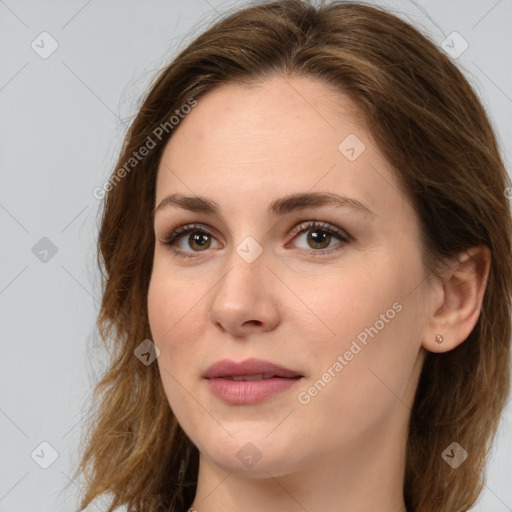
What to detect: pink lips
<box><xmin>204</xmin><ymin>358</ymin><xmax>303</xmax><ymax>405</ymax></box>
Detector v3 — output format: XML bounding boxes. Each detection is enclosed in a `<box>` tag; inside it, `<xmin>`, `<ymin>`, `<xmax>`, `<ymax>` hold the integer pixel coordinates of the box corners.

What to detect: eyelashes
<box><xmin>160</xmin><ymin>220</ymin><xmax>352</xmax><ymax>260</ymax></box>
<box><xmin>162</xmin><ymin>223</ymin><xmax>219</xmax><ymax>258</ymax></box>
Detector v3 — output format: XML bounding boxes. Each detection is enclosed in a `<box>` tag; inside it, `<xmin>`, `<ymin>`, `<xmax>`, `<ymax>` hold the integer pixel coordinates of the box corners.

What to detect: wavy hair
<box><xmin>73</xmin><ymin>1</ymin><xmax>512</xmax><ymax>511</ymax></box>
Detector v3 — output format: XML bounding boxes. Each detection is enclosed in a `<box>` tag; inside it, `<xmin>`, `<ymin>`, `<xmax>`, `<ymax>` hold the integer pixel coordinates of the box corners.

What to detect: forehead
<box><xmin>160</xmin><ymin>75</ymin><xmax>365</xmax><ymax>167</ymax></box>
<box><xmin>155</xmin><ymin>75</ymin><xmax>410</xmax><ymax>223</ymax></box>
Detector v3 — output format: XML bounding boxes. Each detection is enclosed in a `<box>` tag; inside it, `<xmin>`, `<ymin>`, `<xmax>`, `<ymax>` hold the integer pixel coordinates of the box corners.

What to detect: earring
<box><xmin>435</xmin><ymin>334</ymin><xmax>444</xmax><ymax>344</ymax></box>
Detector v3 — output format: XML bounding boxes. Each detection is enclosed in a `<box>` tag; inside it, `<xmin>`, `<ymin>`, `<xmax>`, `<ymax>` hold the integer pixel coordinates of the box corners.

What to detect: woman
<box><xmin>74</xmin><ymin>1</ymin><xmax>512</xmax><ymax>511</ymax></box>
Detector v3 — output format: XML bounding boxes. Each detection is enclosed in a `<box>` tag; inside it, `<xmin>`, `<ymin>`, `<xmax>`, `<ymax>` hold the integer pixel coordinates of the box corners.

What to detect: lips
<box><xmin>204</xmin><ymin>358</ymin><xmax>302</xmax><ymax>380</ymax></box>
<box><xmin>204</xmin><ymin>358</ymin><xmax>303</xmax><ymax>405</ymax></box>
<box><xmin>228</xmin><ymin>373</ymin><xmax>276</xmax><ymax>381</ymax></box>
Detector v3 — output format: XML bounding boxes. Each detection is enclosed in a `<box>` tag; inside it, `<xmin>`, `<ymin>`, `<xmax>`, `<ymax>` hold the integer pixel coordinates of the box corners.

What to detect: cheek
<box><xmin>147</xmin><ymin>273</ymin><xmax>201</xmax><ymax>421</ymax></box>
<box><xmin>148</xmin><ymin>273</ymin><xmax>189</xmax><ymax>379</ymax></box>
<box><xmin>147</xmin><ymin>265</ymin><xmax>212</xmax><ymax>385</ymax></box>
<box><xmin>147</xmin><ymin>276</ymin><xmax>174</xmax><ymax>343</ymax></box>
<box><xmin>292</xmin><ymin>263</ymin><xmax>400</xmax><ymax>356</ymax></box>
<box><xmin>147</xmin><ymin>261</ymin><xmax>203</xmax><ymax>341</ymax></box>
<box><xmin>295</xmin><ymin>257</ymin><xmax>422</xmax><ymax>404</ymax></box>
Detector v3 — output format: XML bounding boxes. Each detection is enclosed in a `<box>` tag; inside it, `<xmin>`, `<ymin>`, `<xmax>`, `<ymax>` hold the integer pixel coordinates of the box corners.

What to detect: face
<box><xmin>148</xmin><ymin>75</ymin><xmax>432</xmax><ymax>477</ymax></box>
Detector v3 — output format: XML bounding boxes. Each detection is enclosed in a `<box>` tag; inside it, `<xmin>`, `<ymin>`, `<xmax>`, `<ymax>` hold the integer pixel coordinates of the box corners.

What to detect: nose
<box><xmin>208</xmin><ymin>247</ymin><xmax>280</xmax><ymax>337</ymax></box>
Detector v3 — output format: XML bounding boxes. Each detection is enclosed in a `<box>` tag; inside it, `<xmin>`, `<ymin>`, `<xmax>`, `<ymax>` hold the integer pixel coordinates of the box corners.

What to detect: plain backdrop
<box><xmin>1</xmin><ymin>1</ymin><xmax>511</xmax><ymax>511</ymax></box>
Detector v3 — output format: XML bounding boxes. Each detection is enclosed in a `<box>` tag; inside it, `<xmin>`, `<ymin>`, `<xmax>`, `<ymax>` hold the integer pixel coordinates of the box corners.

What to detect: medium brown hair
<box><xmin>73</xmin><ymin>1</ymin><xmax>512</xmax><ymax>511</ymax></box>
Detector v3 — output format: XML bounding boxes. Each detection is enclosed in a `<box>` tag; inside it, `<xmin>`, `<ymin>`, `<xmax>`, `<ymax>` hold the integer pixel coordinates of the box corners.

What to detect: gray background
<box><xmin>1</xmin><ymin>1</ymin><xmax>511</xmax><ymax>510</ymax></box>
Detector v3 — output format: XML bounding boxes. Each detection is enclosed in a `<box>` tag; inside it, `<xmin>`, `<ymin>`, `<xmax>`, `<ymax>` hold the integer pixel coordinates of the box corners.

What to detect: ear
<box><xmin>422</xmin><ymin>245</ymin><xmax>491</xmax><ymax>353</ymax></box>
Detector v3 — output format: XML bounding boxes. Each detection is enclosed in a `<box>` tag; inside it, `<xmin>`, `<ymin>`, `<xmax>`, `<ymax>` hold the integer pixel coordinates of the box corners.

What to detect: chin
<box><xmin>194</xmin><ymin>427</ymin><xmax>306</xmax><ymax>477</ymax></box>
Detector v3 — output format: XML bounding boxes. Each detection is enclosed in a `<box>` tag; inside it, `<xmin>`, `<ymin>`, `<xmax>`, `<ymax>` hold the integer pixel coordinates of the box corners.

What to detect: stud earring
<box><xmin>435</xmin><ymin>334</ymin><xmax>444</xmax><ymax>344</ymax></box>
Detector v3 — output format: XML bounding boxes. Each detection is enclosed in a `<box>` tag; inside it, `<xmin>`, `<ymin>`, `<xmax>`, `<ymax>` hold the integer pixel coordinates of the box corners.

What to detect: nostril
<box><xmin>243</xmin><ymin>320</ymin><xmax>262</xmax><ymax>327</ymax></box>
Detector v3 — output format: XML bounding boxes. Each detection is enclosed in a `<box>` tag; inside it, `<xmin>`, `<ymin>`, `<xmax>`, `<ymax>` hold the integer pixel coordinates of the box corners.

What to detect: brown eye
<box><xmin>187</xmin><ymin>232</ymin><xmax>212</xmax><ymax>251</ymax></box>
<box><xmin>287</xmin><ymin>221</ymin><xmax>351</xmax><ymax>256</ymax></box>
<box><xmin>306</xmin><ymin>229</ymin><xmax>333</xmax><ymax>250</ymax></box>
<box><xmin>161</xmin><ymin>223</ymin><xmax>221</xmax><ymax>259</ymax></box>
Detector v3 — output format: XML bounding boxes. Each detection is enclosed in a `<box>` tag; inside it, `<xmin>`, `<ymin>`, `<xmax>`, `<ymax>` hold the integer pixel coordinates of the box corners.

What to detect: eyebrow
<box><xmin>153</xmin><ymin>191</ymin><xmax>376</xmax><ymax>219</ymax></box>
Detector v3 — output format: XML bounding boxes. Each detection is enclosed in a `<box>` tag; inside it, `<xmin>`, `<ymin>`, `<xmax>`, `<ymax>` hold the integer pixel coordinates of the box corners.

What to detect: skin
<box><xmin>147</xmin><ymin>74</ymin><xmax>491</xmax><ymax>512</ymax></box>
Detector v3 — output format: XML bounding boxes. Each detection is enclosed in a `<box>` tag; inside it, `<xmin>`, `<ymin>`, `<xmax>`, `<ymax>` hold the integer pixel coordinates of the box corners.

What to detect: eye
<box><xmin>160</xmin><ymin>220</ymin><xmax>351</xmax><ymax>260</ymax></box>
<box><xmin>161</xmin><ymin>223</ymin><xmax>221</xmax><ymax>259</ymax></box>
<box><xmin>286</xmin><ymin>221</ymin><xmax>351</xmax><ymax>256</ymax></box>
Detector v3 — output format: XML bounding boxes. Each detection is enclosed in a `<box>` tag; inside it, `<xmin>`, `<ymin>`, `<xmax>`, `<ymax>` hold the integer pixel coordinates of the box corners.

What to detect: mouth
<box><xmin>223</xmin><ymin>373</ymin><xmax>290</xmax><ymax>381</ymax></box>
<box><xmin>204</xmin><ymin>357</ymin><xmax>303</xmax><ymax>380</ymax></box>
<box><xmin>204</xmin><ymin>358</ymin><xmax>303</xmax><ymax>404</ymax></box>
